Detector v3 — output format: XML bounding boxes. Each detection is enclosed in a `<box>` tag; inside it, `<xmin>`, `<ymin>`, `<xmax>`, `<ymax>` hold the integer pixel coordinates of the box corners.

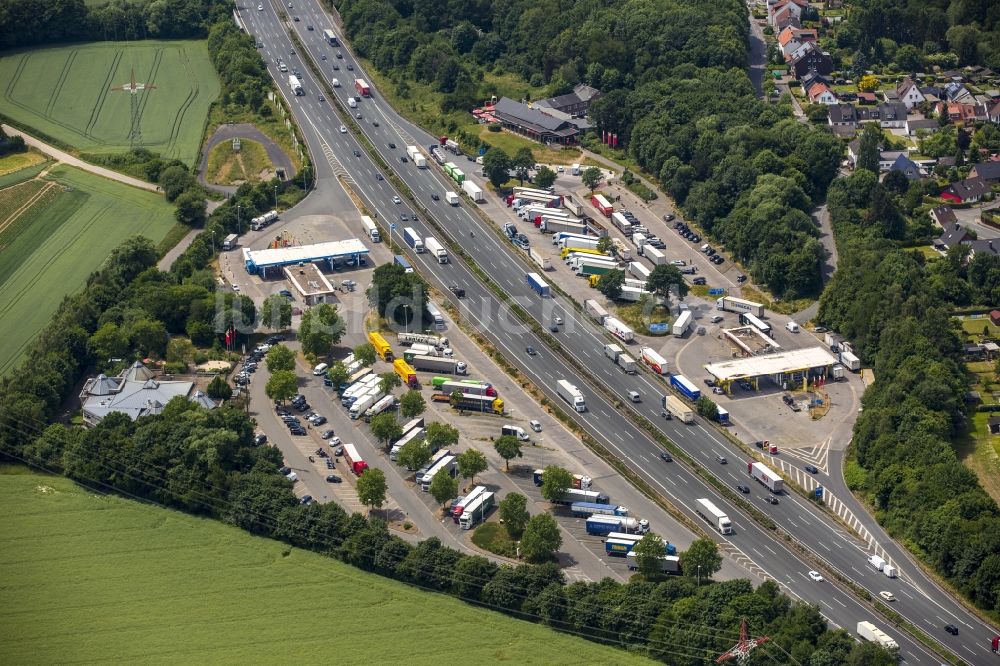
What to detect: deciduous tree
<box><xmin>370</xmin><ymin>413</ymin><xmax>402</xmax><ymax>447</ymax></box>
<box><xmin>520</xmin><ymin>513</ymin><xmax>562</xmax><ymax>562</ymax></box>
<box><xmin>265</xmin><ymin>344</ymin><xmax>295</xmax><ymax>372</ymax></box>
<box><xmin>682</xmin><ymin>538</ymin><xmax>722</xmax><ymax>583</ymax></box>
<box><xmin>632</xmin><ymin>532</ymin><xmax>667</xmax><ymax>578</ymax></box>
<box><xmin>493</xmin><ymin>434</ymin><xmax>522</xmax><ymax>471</ymax></box>
<box><xmin>265</xmin><ymin>370</ymin><xmax>297</xmax><ymax>403</ymax></box>
<box><xmin>456</xmin><ymin>448</ymin><xmax>488</xmax><ymax>484</ymax></box>
<box><xmin>429</xmin><ymin>467</ymin><xmax>458</xmax><ymax>507</ymax></box>
<box><xmin>260</xmin><ymin>294</ymin><xmax>291</xmax><ymax>330</ymax></box>
<box><xmin>356</xmin><ymin>467</ymin><xmax>388</xmax><ymax>515</ymax></box>
<box><xmin>597</xmin><ymin>269</ymin><xmax>625</xmax><ymax>300</ymax></box>
<box><xmin>299</xmin><ymin>303</ymin><xmax>343</xmax><ymax>362</ymax></box>
<box><xmin>498</xmin><ymin>492</ymin><xmax>529</xmax><ymax>538</ymax></box>
<box><xmin>399</xmin><ymin>389</ymin><xmax>426</xmax><ymax>418</ymax></box>
<box><xmin>539</xmin><ymin>465</ymin><xmax>573</xmax><ymax>502</ymax></box>
<box><xmin>581</xmin><ymin>166</ymin><xmax>602</xmax><ymax>192</ymax></box>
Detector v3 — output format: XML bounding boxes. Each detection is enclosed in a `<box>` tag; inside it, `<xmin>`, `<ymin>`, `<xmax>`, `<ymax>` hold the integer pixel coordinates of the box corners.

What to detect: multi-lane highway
<box><xmin>239</xmin><ymin>2</ymin><xmax>997</xmax><ymax>661</ymax></box>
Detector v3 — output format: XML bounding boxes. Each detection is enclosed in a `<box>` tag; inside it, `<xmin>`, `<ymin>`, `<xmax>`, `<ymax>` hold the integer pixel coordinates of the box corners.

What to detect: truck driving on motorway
<box><xmin>856</xmin><ymin>621</ymin><xmax>899</xmax><ymax>651</ymax></box>
<box><xmin>748</xmin><ymin>461</ymin><xmax>784</xmax><ymax>493</ymax></box>
<box><xmin>526</xmin><ymin>272</ymin><xmax>550</xmax><ymax>297</ymax></box>
<box><xmin>695</xmin><ymin>498</ymin><xmax>732</xmax><ymax>535</ymax></box>
<box><xmin>360</xmin><ymin>215</ymin><xmax>380</xmax><ymax>242</ymax></box>
<box><xmin>556</xmin><ymin>379</ymin><xmax>586</xmax><ymax>412</ymax></box>
<box><xmin>663</xmin><ymin>395</ymin><xmax>694</xmax><ymax>424</ymax></box>
<box><xmin>425</xmin><ymin>236</ymin><xmax>448</xmax><ymax>263</ymax></box>
<box><xmin>403</xmin><ymin>227</ymin><xmax>424</xmax><ymax>253</ymax></box>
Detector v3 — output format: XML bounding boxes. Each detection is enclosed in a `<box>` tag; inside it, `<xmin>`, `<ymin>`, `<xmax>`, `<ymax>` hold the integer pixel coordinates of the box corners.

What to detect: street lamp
<box><xmin>211</xmin><ymin>230</ymin><xmax>215</xmax><ymax>254</ymax></box>
<box><xmin>402</xmin><ymin>304</ymin><xmax>411</xmax><ymax>333</ymax></box>
<box><xmin>697</xmin><ymin>565</ymin><xmax>702</xmax><ymax>586</ymax></box>
<box><xmin>273</xmin><ymin>185</ymin><xmax>278</xmax><ymax>207</ymax></box>
<box><xmin>237</xmin><ymin>205</ymin><xmax>242</xmax><ymax>234</ymax></box>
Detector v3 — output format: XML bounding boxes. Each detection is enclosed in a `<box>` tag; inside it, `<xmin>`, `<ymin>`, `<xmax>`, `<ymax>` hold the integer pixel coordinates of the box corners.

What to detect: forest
<box><xmin>336</xmin><ymin>0</ymin><xmax>841</xmax><ymax>297</ymax></box>
<box><xmin>819</xmin><ymin>155</ymin><xmax>1000</xmax><ymax>614</ymax></box>
<box><xmin>833</xmin><ymin>0</ymin><xmax>1000</xmax><ymax>71</ymax></box>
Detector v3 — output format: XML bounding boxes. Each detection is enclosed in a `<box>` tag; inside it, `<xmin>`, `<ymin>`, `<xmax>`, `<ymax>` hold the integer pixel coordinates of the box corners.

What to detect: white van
<box><xmin>331</xmin><ymin>77</ymin><xmax>340</xmax><ymax>87</ymax></box>
<box><xmin>347</xmin><ymin>97</ymin><xmax>357</xmax><ymax>108</ymax></box>
<box><xmin>785</xmin><ymin>321</ymin><xmax>800</xmax><ymax>333</ymax></box>
<box><xmin>501</xmin><ymin>425</ymin><xmax>530</xmax><ymax>441</ymax></box>
<box><xmin>313</xmin><ymin>363</ymin><xmax>329</xmax><ymax>376</ymax></box>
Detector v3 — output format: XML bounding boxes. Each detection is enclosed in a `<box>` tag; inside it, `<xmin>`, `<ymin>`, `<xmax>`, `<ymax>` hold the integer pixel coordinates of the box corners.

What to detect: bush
<box><xmin>487</xmin><ymin>123</ymin><xmax>501</xmax><ymax>132</ymax></box>
<box><xmin>163</xmin><ymin>361</ymin><xmax>188</xmax><ymax>374</ymax></box>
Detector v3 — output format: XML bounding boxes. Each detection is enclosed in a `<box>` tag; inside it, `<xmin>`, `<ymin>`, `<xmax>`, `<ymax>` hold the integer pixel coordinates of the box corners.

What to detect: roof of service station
<box><xmin>243</xmin><ymin>239</ymin><xmax>369</xmax><ymax>272</ymax></box>
<box><xmin>705</xmin><ymin>347</ymin><xmax>839</xmax><ymax>381</ymax></box>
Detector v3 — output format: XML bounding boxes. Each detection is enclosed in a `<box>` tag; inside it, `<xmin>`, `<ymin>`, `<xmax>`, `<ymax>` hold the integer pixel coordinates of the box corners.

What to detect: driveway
<box><xmin>2</xmin><ymin>124</ymin><xmax>160</xmax><ymax>193</ymax></box>
<box><xmin>198</xmin><ymin>123</ymin><xmax>296</xmax><ymax>195</ymax></box>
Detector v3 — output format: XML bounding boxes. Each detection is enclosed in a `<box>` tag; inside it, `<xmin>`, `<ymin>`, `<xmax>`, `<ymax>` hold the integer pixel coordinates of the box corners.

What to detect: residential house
<box><xmin>944</xmin><ymin>81</ymin><xmax>973</xmax><ymax>103</ymax></box>
<box><xmin>934</xmin><ymin>222</ymin><xmax>973</xmax><ymax>250</ymax></box>
<box><xmin>896</xmin><ymin>77</ymin><xmax>926</xmax><ymax>109</ymax></box>
<box><xmin>784</xmin><ymin>41</ymin><xmax>810</xmax><ymax>61</ymax></box>
<box><xmin>990</xmin><ymin>309</ymin><xmax>1000</xmax><ymax>326</ymax></box>
<box><xmin>929</xmin><ymin>205</ymin><xmax>957</xmax><ymax>228</ymax></box>
<box><xmin>773</xmin><ymin>6</ymin><xmax>801</xmax><ymax>31</ymax></box>
<box><xmin>846</xmin><ymin>138</ymin><xmax>862</xmax><ymax>166</ymax></box>
<box><xmin>970</xmin><ymin>161</ymin><xmax>1000</xmax><ymax>184</ymax></box>
<box><xmin>969</xmin><ymin>238</ymin><xmax>1000</xmax><ymax>259</ymax></box>
<box><xmin>857</xmin><ymin>92</ymin><xmax>878</xmax><ymax>105</ymax></box>
<box><xmin>878</xmin><ymin>150</ymin><xmax>906</xmax><ymax>172</ymax></box>
<box><xmin>877</xmin><ymin>102</ymin><xmax>908</xmax><ymax>129</ymax></box>
<box><xmin>492</xmin><ymin>97</ymin><xmax>580</xmax><ymax>144</ymax></box>
<box><xmin>769</xmin><ymin>0</ymin><xmax>805</xmax><ymax>27</ymax></box>
<box><xmin>964</xmin><ymin>343</ymin><xmax>987</xmax><ymax>360</ymax></box>
<box><xmin>989</xmin><ymin>101</ymin><xmax>1000</xmax><ymax>123</ymax></box>
<box><xmin>887</xmin><ymin>154</ymin><xmax>922</xmax><ymax>180</ymax></box>
<box><xmin>800</xmin><ymin>71</ymin><xmax>828</xmax><ymax>94</ymax></box>
<box><xmin>79</xmin><ymin>361</ymin><xmax>211</xmax><ymax>427</ymax></box>
<box><xmin>989</xmin><ymin>415</ymin><xmax>1000</xmax><ymax>435</ymax></box>
<box><xmin>808</xmin><ymin>82</ymin><xmax>838</xmax><ymax>105</ymax></box>
<box><xmin>789</xmin><ymin>43</ymin><xmax>834</xmax><ymax>79</ymax></box>
<box><xmin>906</xmin><ymin>117</ymin><xmax>940</xmax><ymax>136</ymax></box>
<box><xmin>828</xmin><ymin>104</ymin><xmax>857</xmax><ymax>127</ymax></box>
<box><xmin>533</xmin><ymin>84</ymin><xmax>601</xmax><ymax>117</ymax></box>
<box><xmin>940</xmin><ymin>177</ymin><xmax>990</xmax><ymax>204</ymax></box>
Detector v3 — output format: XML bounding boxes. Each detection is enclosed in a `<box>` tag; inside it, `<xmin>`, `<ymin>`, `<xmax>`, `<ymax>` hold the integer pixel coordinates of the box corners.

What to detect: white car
<box><xmin>710</xmin><ymin>315</ymin><xmax>723</xmax><ymax>323</ymax></box>
<box><xmin>257</xmin><ymin>3</ymin><xmax>263</xmax><ymax>9</ymax></box>
<box><xmin>554</xmin><ymin>315</ymin><xmax>563</xmax><ymax>324</ymax></box>
<box><xmin>392</xmin><ymin>195</ymin><xmax>401</xmax><ymax>204</ymax></box>
<box><xmin>670</xmin><ymin>259</ymin><xmax>686</xmax><ymax>266</ymax></box>
<box><xmin>807</xmin><ymin>570</ymin><xmax>824</xmax><ymax>582</ymax></box>
<box><xmin>879</xmin><ymin>591</ymin><xmax>895</xmax><ymax>602</ymax></box>
<box><xmin>339</xmin><ymin>125</ymin><xmax>347</xmax><ymax>133</ymax></box>
<box><xmin>327</xmin><ymin>436</ymin><xmax>342</xmax><ymax>447</ymax></box>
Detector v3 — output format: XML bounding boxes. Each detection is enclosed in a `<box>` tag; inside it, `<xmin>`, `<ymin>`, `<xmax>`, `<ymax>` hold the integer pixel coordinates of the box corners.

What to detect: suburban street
<box><xmin>234</xmin><ymin>1</ymin><xmax>1000</xmax><ymax>661</ymax></box>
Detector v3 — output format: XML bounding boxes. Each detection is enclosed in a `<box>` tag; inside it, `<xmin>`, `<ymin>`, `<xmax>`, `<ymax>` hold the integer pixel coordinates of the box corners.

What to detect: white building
<box><xmin>80</xmin><ymin>361</ymin><xmax>212</xmax><ymax>426</ymax></box>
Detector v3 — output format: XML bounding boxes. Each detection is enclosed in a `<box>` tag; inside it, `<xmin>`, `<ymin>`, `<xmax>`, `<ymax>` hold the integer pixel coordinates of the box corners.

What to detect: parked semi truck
<box><xmin>451</xmin><ymin>485</ymin><xmax>487</xmax><ymax>522</ymax></box>
<box><xmin>749</xmin><ymin>461</ymin><xmax>784</xmax><ymax>493</ymax></box>
<box><xmin>534</xmin><ymin>469</ymin><xmax>592</xmax><ymax>489</ymax></box>
<box><xmin>403</xmin><ymin>227</ymin><xmax>424</xmax><ymax>253</ymax></box>
<box><xmin>556</xmin><ymin>379</ymin><xmax>586</xmax><ymax>412</ymax></box>
<box><xmin>398</xmin><ymin>332</ymin><xmax>448</xmax><ymax>347</ymax></box>
<box><xmin>342</xmin><ymin>443</ymin><xmax>368</xmax><ymax>475</ymax></box>
<box><xmin>461</xmin><ymin>179</ymin><xmax>484</xmax><ymax>202</ymax></box>
<box><xmin>459</xmin><ymin>491</ymin><xmax>495</xmax><ymax>529</ymax></box>
<box><xmin>856</xmin><ymin>622</ymin><xmax>899</xmax><ymax>651</ymax></box>
<box><xmin>410</xmin><ymin>355</ymin><xmax>466</xmax><ymax>375</ymax></box>
<box><xmin>529</xmin><ymin>247</ymin><xmax>552</xmax><ymax>271</ymax></box>
<box><xmin>585</xmin><ymin>515</ymin><xmax>649</xmax><ymax>535</ymax></box>
<box><xmin>672</xmin><ymin>310</ymin><xmax>692</xmax><ymax>337</ymax></box>
<box><xmin>393</xmin><ymin>359</ymin><xmax>419</xmax><ymax>388</ymax></box>
<box><xmin>716</xmin><ymin>296</ymin><xmax>765</xmax><ymax>317</ymax></box>
<box><xmin>670</xmin><ymin>373</ymin><xmax>701</xmax><ymax>400</ymax></box>
<box><xmin>604</xmin><ymin>317</ymin><xmax>634</xmax><ymax>342</ymax></box>
<box><xmin>585</xmin><ymin>299</ymin><xmax>609</xmax><ymax>324</ymax></box>
<box><xmin>526</xmin><ymin>272</ymin><xmax>550</xmax><ymax>297</ymax></box>
<box><xmin>591</xmin><ymin>193</ymin><xmax>613</xmax><ymax>216</ymax></box>
<box><xmin>663</xmin><ymin>395</ymin><xmax>694</xmax><ymax>424</ymax></box>
<box><xmin>569</xmin><ymin>501</ymin><xmax>626</xmax><ymax>517</ymax></box>
<box><xmin>627</xmin><ymin>552</ymin><xmax>681</xmax><ymax>573</ymax></box>
<box><xmin>364</xmin><ymin>395</ymin><xmax>397</xmax><ymax>421</ymax></box>
<box><xmin>425</xmin><ymin>236</ymin><xmax>448</xmax><ymax>263</ymax></box>
<box><xmin>640</xmin><ymin>347</ymin><xmax>668</xmax><ymax>375</ymax></box>
<box><xmin>367</xmin><ymin>331</ymin><xmax>394</xmax><ymax>361</ymax></box>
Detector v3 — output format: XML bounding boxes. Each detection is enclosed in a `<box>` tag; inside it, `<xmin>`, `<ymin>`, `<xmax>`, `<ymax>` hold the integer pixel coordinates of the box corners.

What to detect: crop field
<box><xmin>0</xmin><ymin>470</ymin><xmax>651</xmax><ymax>665</ymax></box>
<box><xmin>0</xmin><ymin>165</ymin><xmax>175</xmax><ymax>374</ymax></box>
<box><xmin>0</xmin><ymin>41</ymin><xmax>219</xmax><ymax>165</ymax></box>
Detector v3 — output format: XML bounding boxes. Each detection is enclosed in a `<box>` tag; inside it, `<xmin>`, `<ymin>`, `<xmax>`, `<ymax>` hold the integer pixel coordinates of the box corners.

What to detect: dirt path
<box><xmin>198</xmin><ymin>123</ymin><xmax>296</xmax><ymax>195</ymax></box>
<box><xmin>1</xmin><ymin>124</ymin><xmax>161</xmax><ymax>193</ymax></box>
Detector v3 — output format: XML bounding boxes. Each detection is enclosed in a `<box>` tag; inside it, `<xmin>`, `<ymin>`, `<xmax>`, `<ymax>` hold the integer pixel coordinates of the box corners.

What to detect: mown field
<box><xmin>0</xmin><ymin>470</ymin><xmax>651</xmax><ymax>665</ymax></box>
<box><xmin>0</xmin><ymin>165</ymin><xmax>176</xmax><ymax>374</ymax></box>
<box><xmin>0</xmin><ymin>40</ymin><xmax>219</xmax><ymax>164</ymax></box>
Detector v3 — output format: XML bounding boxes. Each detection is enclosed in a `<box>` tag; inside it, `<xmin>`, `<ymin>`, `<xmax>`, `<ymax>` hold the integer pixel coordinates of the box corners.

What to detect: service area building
<box><xmin>283</xmin><ymin>262</ymin><xmax>337</xmax><ymax>306</ymax></box>
<box><xmin>243</xmin><ymin>239</ymin><xmax>369</xmax><ymax>277</ymax></box>
<box><xmin>704</xmin><ymin>347</ymin><xmax>839</xmax><ymax>391</ymax></box>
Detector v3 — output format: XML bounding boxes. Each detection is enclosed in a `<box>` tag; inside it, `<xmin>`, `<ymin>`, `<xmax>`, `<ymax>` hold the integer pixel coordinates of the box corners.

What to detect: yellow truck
<box><xmin>368</xmin><ymin>331</ymin><xmax>394</xmax><ymax>361</ymax></box>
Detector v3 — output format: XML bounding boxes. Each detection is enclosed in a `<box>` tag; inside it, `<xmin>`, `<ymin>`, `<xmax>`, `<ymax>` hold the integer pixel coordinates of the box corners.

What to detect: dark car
<box><xmin>347</xmin><ymin>64</ymin><xmax>354</xmax><ymax>70</ymax></box>
<box><xmin>387</xmin><ymin>142</ymin><xmax>396</xmax><ymax>149</ymax></box>
<box><xmin>663</xmin><ymin>213</ymin><xmax>675</xmax><ymax>221</ymax></box>
<box><xmin>280</xmin><ymin>466</ymin><xmax>291</xmax><ymax>475</ymax></box>
<box><xmin>295</xmin><ymin>402</ymin><xmax>310</xmax><ymax>412</ymax></box>
<box><xmin>763</xmin><ymin>496</ymin><xmax>779</xmax><ymax>505</ymax></box>
<box><xmin>289</xmin><ymin>48</ymin><xmax>295</xmax><ymax>55</ymax></box>
<box><xmin>736</xmin><ymin>484</ymin><xmax>750</xmax><ymax>494</ymax></box>
<box><xmin>399</xmin><ymin>213</ymin><xmax>408</xmax><ymax>222</ymax></box>
<box><xmin>659</xmin><ymin>452</ymin><xmax>672</xmax><ymax>462</ymax></box>
<box><xmin>692</xmin><ymin>277</ymin><xmax>707</xmax><ymax>285</ymax></box>
<box><xmin>704</xmin><ymin>378</ymin><xmax>716</xmax><ymax>387</ymax></box>
<box><xmin>326</xmin><ymin>474</ymin><xmax>342</xmax><ymax>483</ymax></box>
<box><xmin>375</xmin><ymin>173</ymin><xmax>384</xmax><ymax>180</ymax></box>
<box><xmin>526</xmin><ymin>346</ymin><xmax>537</xmax><ymax>356</ymax></box>
<box><xmin>944</xmin><ymin>624</ymin><xmax>959</xmax><ymax>635</ymax></box>
<box><xmin>321</xmin><ymin>429</ymin><xmax>336</xmax><ymax>439</ymax></box>
<box><xmin>804</xmin><ymin>464</ymin><xmax>819</xmax><ymax>474</ymax></box>
<box><xmin>311</xmin><ymin>415</ymin><xmax>327</xmax><ymax>426</ymax></box>
<box><xmin>353</xmin><ymin>149</ymin><xmax>361</xmax><ymax>157</ymax></box>
<box><xmin>300</xmin><ymin>495</ymin><xmax>314</xmax><ymax>505</ymax></box>
<box><xmin>326</xmin><ymin>459</ymin><xmax>335</xmax><ymax>469</ymax></box>
<box><xmin>290</xmin><ymin>428</ymin><xmax>307</xmax><ymax>436</ymax></box>
<box><xmin>449</xmin><ymin>285</ymin><xmax>465</xmax><ymax>298</ymax></box>
<box><xmin>254</xmin><ymin>433</ymin><xmax>268</xmax><ymax>446</ymax></box>
<box><xmin>550</xmin><ymin>324</ymin><xmax>559</xmax><ymax>333</ymax></box>
<box><xmin>307</xmin><ymin>24</ymin><xmax>313</xmax><ymax>30</ymax></box>
<box><xmin>293</xmin><ymin>15</ymin><xmax>299</xmax><ymax>21</ymax></box>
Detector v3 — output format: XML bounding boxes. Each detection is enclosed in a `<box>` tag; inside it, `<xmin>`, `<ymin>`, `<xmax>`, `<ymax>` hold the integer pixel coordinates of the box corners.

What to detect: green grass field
<box><xmin>0</xmin><ymin>40</ymin><xmax>219</xmax><ymax>165</ymax></box>
<box><xmin>0</xmin><ymin>470</ymin><xmax>651</xmax><ymax>665</ymax></box>
<box><xmin>0</xmin><ymin>164</ymin><xmax>176</xmax><ymax>374</ymax></box>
